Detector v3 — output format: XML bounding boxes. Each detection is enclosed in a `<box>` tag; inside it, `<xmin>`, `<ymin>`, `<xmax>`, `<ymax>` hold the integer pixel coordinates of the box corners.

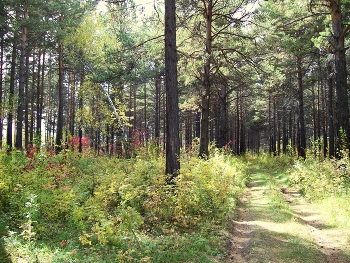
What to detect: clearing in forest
<box><xmin>225</xmin><ymin>167</ymin><xmax>350</xmax><ymax>263</ymax></box>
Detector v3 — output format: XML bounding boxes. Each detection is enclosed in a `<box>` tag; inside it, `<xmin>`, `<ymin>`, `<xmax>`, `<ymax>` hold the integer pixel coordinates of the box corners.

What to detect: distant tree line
<box><xmin>1</xmin><ymin>0</ymin><xmax>350</xmax><ymax>164</ymax></box>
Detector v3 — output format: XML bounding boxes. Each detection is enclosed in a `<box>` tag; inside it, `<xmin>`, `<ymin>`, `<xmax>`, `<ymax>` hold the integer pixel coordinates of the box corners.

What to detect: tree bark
<box><xmin>35</xmin><ymin>49</ymin><xmax>42</xmax><ymax>141</ymax></box>
<box><xmin>29</xmin><ymin>50</ymin><xmax>35</xmax><ymax>144</ymax></box>
<box><xmin>165</xmin><ymin>0</ymin><xmax>180</xmax><ymax>178</ymax></box>
<box><xmin>297</xmin><ymin>55</ymin><xmax>306</xmax><ymax>159</ymax></box>
<box><xmin>330</xmin><ymin>0</ymin><xmax>350</xmax><ymax>154</ymax></box>
<box><xmin>15</xmin><ymin>1</ymin><xmax>28</xmax><ymax>150</ymax></box>
<box><xmin>79</xmin><ymin>64</ymin><xmax>84</xmax><ymax>153</ymax></box>
<box><xmin>236</xmin><ymin>91</ymin><xmax>240</xmax><ymax>154</ymax></box>
<box><xmin>155</xmin><ymin>76</ymin><xmax>161</xmax><ymax>140</ymax></box>
<box><xmin>199</xmin><ymin>0</ymin><xmax>213</xmax><ymax>158</ymax></box>
<box><xmin>195</xmin><ymin>111</ymin><xmax>200</xmax><ymax>138</ymax></box>
<box><xmin>282</xmin><ymin>106</ymin><xmax>288</xmax><ymax>154</ymax></box>
<box><xmin>268</xmin><ymin>91</ymin><xmax>275</xmax><ymax>155</ymax></box>
<box><xmin>327</xmin><ymin>53</ymin><xmax>335</xmax><ymax>157</ymax></box>
<box><xmin>39</xmin><ymin>47</ymin><xmax>46</xmax><ymax>144</ymax></box>
<box><xmin>7</xmin><ymin>38</ymin><xmax>17</xmax><ymax>151</ymax></box>
<box><xmin>322</xmin><ymin>70</ymin><xmax>328</xmax><ymax>158</ymax></box>
<box><xmin>217</xmin><ymin>86</ymin><xmax>227</xmax><ymax>148</ymax></box>
<box><xmin>184</xmin><ymin>110</ymin><xmax>192</xmax><ymax>149</ymax></box>
<box><xmin>24</xmin><ymin>48</ymin><xmax>30</xmax><ymax>148</ymax></box>
<box><xmin>0</xmin><ymin>34</ymin><xmax>4</xmax><ymax>148</ymax></box>
<box><xmin>55</xmin><ymin>39</ymin><xmax>64</xmax><ymax>153</ymax></box>
<box><xmin>144</xmin><ymin>83</ymin><xmax>147</xmax><ymax>143</ymax></box>
<box><xmin>239</xmin><ymin>98</ymin><xmax>246</xmax><ymax>153</ymax></box>
<box><xmin>35</xmin><ymin>45</ymin><xmax>46</xmax><ymax>146</ymax></box>
<box><xmin>69</xmin><ymin>73</ymin><xmax>76</xmax><ymax>138</ymax></box>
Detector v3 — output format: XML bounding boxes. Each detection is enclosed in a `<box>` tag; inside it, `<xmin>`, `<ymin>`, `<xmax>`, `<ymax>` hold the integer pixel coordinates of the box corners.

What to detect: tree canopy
<box><xmin>1</xmin><ymin>0</ymin><xmax>350</xmax><ymax>163</ymax></box>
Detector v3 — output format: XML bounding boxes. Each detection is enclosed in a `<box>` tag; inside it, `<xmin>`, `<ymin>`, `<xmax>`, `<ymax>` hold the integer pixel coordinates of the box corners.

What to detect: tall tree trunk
<box><xmin>45</xmin><ymin>55</ymin><xmax>52</xmax><ymax>145</ymax></box>
<box><xmin>195</xmin><ymin>111</ymin><xmax>200</xmax><ymax>138</ymax></box>
<box><xmin>268</xmin><ymin>91</ymin><xmax>275</xmax><ymax>155</ymax></box>
<box><xmin>24</xmin><ymin>48</ymin><xmax>30</xmax><ymax>148</ymax></box>
<box><xmin>7</xmin><ymin>38</ymin><xmax>17</xmax><ymax>151</ymax></box>
<box><xmin>15</xmin><ymin>1</ymin><xmax>28</xmax><ymax>150</ymax></box>
<box><xmin>327</xmin><ymin>52</ymin><xmax>335</xmax><ymax>157</ymax></box>
<box><xmin>0</xmin><ymin>34</ymin><xmax>4</xmax><ymax>149</ymax></box>
<box><xmin>217</xmin><ymin>86</ymin><xmax>227</xmax><ymax>148</ymax></box>
<box><xmin>79</xmin><ymin>65</ymin><xmax>84</xmax><ymax>153</ymax></box>
<box><xmin>128</xmin><ymin>85</ymin><xmax>132</xmax><ymax>139</ymax></box>
<box><xmin>155</xmin><ymin>76</ymin><xmax>161</xmax><ymax>140</ymax></box>
<box><xmin>236</xmin><ymin>91</ymin><xmax>240</xmax><ymax>154</ymax></box>
<box><xmin>69</xmin><ymin>73</ymin><xmax>76</xmax><ymax>137</ymax></box>
<box><xmin>330</xmin><ymin>0</ymin><xmax>350</xmax><ymax>153</ymax></box>
<box><xmin>184</xmin><ymin>110</ymin><xmax>192</xmax><ymax>150</ymax></box>
<box><xmin>144</xmin><ymin>83</ymin><xmax>147</xmax><ymax>143</ymax></box>
<box><xmin>312</xmin><ymin>82</ymin><xmax>317</xmax><ymax>141</ymax></box>
<box><xmin>276</xmin><ymin>96</ymin><xmax>281</xmax><ymax>155</ymax></box>
<box><xmin>56</xmin><ymin>39</ymin><xmax>64</xmax><ymax>153</ymax></box>
<box><xmin>133</xmin><ymin>85</ymin><xmax>137</xmax><ymax>135</ymax></box>
<box><xmin>35</xmin><ymin>49</ymin><xmax>42</xmax><ymax>139</ymax></box>
<box><xmin>36</xmin><ymin>46</ymin><xmax>45</xmax><ymax>144</ymax></box>
<box><xmin>199</xmin><ymin>0</ymin><xmax>213</xmax><ymax>158</ymax></box>
<box><xmin>297</xmin><ymin>55</ymin><xmax>306</xmax><ymax>159</ymax></box>
<box><xmin>165</xmin><ymin>0</ymin><xmax>180</xmax><ymax>178</ymax></box>
<box><xmin>239</xmin><ymin>97</ymin><xmax>246</xmax><ymax>153</ymax></box>
<box><xmin>29</xmin><ymin>53</ymin><xmax>35</xmax><ymax>144</ymax></box>
<box><xmin>317</xmin><ymin>69</ymin><xmax>321</xmax><ymax>140</ymax></box>
<box><xmin>282</xmin><ymin>106</ymin><xmax>288</xmax><ymax>154</ymax></box>
<box><xmin>321</xmin><ymin>65</ymin><xmax>328</xmax><ymax>158</ymax></box>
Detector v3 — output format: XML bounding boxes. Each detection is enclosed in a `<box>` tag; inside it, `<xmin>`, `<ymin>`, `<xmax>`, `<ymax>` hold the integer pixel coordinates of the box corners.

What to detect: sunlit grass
<box><xmin>0</xmin><ymin>149</ymin><xmax>248</xmax><ymax>262</ymax></box>
<box><xmin>245</xmin><ymin>157</ymin><xmax>349</xmax><ymax>263</ymax></box>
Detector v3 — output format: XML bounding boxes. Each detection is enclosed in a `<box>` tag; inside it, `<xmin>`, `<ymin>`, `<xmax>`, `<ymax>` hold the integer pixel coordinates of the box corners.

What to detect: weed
<box><xmin>0</xmin><ymin>149</ymin><xmax>248</xmax><ymax>262</ymax></box>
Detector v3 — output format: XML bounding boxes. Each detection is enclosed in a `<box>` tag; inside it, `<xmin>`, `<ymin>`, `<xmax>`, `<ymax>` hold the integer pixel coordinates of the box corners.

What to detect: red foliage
<box><xmin>224</xmin><ymin>140</ymin><xmax>236</xmax><ymax>151</ymax></box>
<box><xmin>69</xmin><ymin>136</ymin><xmax>91</xmax><ymax>151</ymax></box>
<box><xmin>60</xmin><ymin>240</ymin><xmax>68</xmax><ymax>247</ymax></box>
<box><xmin>26</xmin><ymin>144</ymin><xmax>37</xmax><ymax>159</ymax></box>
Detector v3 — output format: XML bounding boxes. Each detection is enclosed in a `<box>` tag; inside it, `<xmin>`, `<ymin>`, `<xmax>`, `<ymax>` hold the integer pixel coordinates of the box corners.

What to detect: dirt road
<box><xmin>225</xmin><ymin>170</ymin><xmax>350</xmax><ymax>263</ymax></box>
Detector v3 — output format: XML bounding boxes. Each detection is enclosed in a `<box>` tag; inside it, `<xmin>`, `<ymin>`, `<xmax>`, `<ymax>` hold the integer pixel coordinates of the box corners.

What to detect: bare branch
<box><xmin>340</xmin><ymin>24</ymin><xmax>350</xmax><ymax>41</ymax></box>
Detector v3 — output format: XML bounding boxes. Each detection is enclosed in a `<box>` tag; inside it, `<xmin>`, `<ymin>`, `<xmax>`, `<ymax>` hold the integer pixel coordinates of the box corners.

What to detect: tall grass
<box><xmin>245</xmin><ymin>152</ymin><xmax>350</xmax><ymax>229</ymax></box>
<box><xmin>0</xmin><ymin>149</ymin><xmax>248</xmax><ymax>262</ymax></box>
<box><xmin>285</xmin><ymin>154</ymin><xmax>350</xmax><ymax>228</ymax></box>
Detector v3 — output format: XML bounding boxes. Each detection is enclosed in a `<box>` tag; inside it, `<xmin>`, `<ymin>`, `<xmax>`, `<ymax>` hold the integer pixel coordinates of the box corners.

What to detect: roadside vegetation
<box><xmin>249</xmin><ymin>152</ymin><xmax>350</xmax><ymax>230</ymax></box>
<box><xmin>2</xmin><ymin>148</ymin><xmax>350</xmax><ymax>262</ymax></box>
<box><xmin>228</xmin><ymin>153</ymin><xmax>350</xmax><ymax>263</ymax></box>
<box><xmin>0</xmin><ymin>147</ymin><xmax>248</xmax><ymax>263</ymax></box>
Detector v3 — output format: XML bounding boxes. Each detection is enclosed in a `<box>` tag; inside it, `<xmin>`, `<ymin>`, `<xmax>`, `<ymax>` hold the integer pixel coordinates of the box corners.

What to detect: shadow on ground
<box><xmin>0</xmin><ymin>237</ymin><xmax>12</xmax><ymax>263</ymax></box>
<box><xmin>0</xmin><ymin>214</ymin><xmax>12</xmax><ymax>263</ymax></box>
<box><xmin>226</xmin><ymin>163</ymin><xmax>350</xmax><ymax>263</ymax></box>
<box><xmin>247</xmin><ymin>226</ymin><xmax>350</xmax><ymax>263</ymax></box>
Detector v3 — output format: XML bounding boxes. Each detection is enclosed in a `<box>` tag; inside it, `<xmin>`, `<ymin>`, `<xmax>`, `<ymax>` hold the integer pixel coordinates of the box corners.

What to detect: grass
<box><xmin>2</xmin><ymin>228</ymin><xmax>224</xmax><ymax>262</ymax></box>
<box><xmin>242</xmin><ymin>154</ymin><xmax>350</xmax><ymax>263</ymax></box>
<box><xmin>0</xmin><ymin>149</ymin><xmax>248</xmax><ymax>263</ymax></box>
<box><xmin>3</xmin><ymin>150</ymin><xmax>350</xmax><ymax>262</ymax></box>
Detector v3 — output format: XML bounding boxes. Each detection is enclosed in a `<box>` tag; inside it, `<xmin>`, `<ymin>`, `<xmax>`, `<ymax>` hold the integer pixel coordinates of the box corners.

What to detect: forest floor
<box><xmin>224</xmin><ymin>167</ymin><xmax>350</xmax><ymax>263</ymax></box>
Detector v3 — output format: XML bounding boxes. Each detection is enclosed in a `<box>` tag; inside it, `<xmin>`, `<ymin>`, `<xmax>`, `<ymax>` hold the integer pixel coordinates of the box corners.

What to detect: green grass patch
<box><xmin>0</xmin><ymin>149</ymin><xmax>248</xmax><ymax>262</ymax></box>
<box><xmin>250</xmin><ymin>230</ymin><xmax>326</xmax><ymax>263</ymax></box>
<box><xmin>246</xmin><ymin>154</ymin><xmax>350</xmax><ymax>263</ymax></box>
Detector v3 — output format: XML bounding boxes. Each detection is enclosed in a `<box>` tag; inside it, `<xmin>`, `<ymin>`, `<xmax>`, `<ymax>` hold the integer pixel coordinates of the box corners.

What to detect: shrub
<box><xmin>1</xmin><ymin>149</ymin><xmax>248</xmax><ymax>262</ymax></box>
<box><xmin>289</xmin><ymin>158</ymin><xmax>350</xmax><ymax>200</ymax></box>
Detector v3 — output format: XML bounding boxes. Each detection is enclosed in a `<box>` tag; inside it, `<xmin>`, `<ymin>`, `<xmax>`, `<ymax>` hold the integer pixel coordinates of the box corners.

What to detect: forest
<box><xmin>1</xmin><ymin>0</ymin><xmax>350</xmax><ymax>262</ymax></box>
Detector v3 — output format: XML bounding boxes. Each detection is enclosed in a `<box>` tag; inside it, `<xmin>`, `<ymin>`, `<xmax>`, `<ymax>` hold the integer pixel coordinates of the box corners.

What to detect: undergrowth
<box><xmin>246</xmin><ymin>152</ymin><xmax>350</xmax><ymax>228</ymax></box>
<box><xmin>0</xmin><ymin>148</ymin><xmax>248</xmax><ymax>262</ymax></box>
<box><xmin>287</xmin><ymin>154</ymin><xmax>350</xmax><ymax>229</ymax></box>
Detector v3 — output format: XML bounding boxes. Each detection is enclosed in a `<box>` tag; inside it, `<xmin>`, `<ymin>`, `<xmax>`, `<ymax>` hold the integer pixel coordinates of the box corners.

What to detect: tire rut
<box><xmin>225</xmin><ymin>173</ymin><xmax>350</xmax><ymax>263</ymax></box>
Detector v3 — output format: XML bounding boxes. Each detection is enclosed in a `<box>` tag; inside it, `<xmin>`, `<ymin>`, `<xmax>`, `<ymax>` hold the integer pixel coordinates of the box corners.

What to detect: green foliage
<box><xmin>0</xmin><ymin>150</ymin><xmax>248</xmax><ymax>262</ymax></box>
<box><xmin>289</xmin><ymin>157</ymin><xmax>350</xmax><ymax>200</ymax></box>
<box><xmin>245</xmin><ymin>152</ymin><xmax>292</xmax><ymax>172</ymax></box>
